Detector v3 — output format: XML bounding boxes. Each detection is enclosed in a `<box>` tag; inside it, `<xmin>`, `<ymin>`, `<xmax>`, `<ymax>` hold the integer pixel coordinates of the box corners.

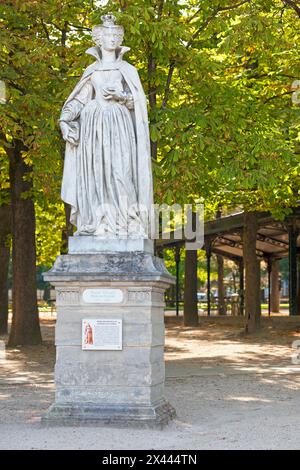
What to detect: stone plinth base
<box><xmin>42</xmin><ymin>249</ymin><xmax>175</xmax><ymax>428</ymax></box>
<box><xmin>42</xmin><ymin>400</ymin><xmax>176</xmax><ymax>428</ymax></box>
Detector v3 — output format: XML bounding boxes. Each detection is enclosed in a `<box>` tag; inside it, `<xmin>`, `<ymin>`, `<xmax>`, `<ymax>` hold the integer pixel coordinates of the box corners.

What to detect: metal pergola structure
<box><xmin>156</xmin><ymin>209</ymin><xmax>300</xmax><ymax>317</ymax></box>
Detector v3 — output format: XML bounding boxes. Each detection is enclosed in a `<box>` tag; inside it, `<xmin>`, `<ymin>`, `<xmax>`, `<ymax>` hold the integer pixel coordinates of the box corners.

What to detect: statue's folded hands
<box><xmin>102</xmin><ymin>86</ymin><xmax>134</xmax><ymax>109</ymax></box>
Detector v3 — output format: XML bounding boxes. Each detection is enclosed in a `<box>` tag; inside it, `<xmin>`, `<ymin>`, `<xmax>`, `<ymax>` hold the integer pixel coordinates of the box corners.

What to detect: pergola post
<box><xmin>175</xmin><ymin>245</ymin><xmax>181</xmax><ymax>317</ymax></box>
<box><xmin>205</xmin><ymin>239</ymin><xmax>212</xmax><ymax>316</ymax></box>
<box><xmin>239</xmin><ymin>258</ymin><xmax>244</xmax><ymax>316</ymax></box>
<box><xmin>267</xmin><ymin>257</ymin><xmax>272</xmax><ymax>317</ymax></box>
<box><xmin>183</xmin><ymin>245</ymin><xmax>198</xmax><ymax>326</ymax></box>
<box><xmin>270</xmin><ymin>259</ymin><xmax>280</xmax><ymax>313</ymax></box>
<box><xmin>288</xmin><ymin>223</ymin><xmax>298</xmax><ymax>316</ymax></box>
<box><xmin>217</xmin><ymin>254</ymin><xmax>226</xmax><ymax>315</ymax></box>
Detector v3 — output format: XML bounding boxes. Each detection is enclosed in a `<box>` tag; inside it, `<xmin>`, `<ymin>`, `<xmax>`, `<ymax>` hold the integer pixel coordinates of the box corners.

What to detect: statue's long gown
<box><xmin>60</xmin><ymin>68</ymin><xmax>145</xmax><ymax>237</ymax></box>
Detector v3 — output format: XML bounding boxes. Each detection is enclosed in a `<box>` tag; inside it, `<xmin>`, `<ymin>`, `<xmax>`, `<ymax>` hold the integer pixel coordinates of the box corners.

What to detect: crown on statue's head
<box><xmin>101</xmin><ymin>14</ymin><xmax>117</xmax><ymax>27</ymax></box>
<box><xmin>99</xmin><ymin>13</ymin><xmax>123</xmax><ymax>34</ymax></box>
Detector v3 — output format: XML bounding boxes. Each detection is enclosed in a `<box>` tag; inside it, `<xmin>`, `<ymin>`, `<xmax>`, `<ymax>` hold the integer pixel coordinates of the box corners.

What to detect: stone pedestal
<box><xmin>42</xmin><ymin>246</ymin><xmax>175</xmax><ymax>427</ymax></box>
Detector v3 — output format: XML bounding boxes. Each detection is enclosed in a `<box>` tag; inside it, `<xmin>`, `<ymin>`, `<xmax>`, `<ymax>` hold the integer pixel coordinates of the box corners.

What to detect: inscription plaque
<box><xmin>82</xmin><ymin>288</ymin><xmax>123</xmax><ymax>304</ymax></box>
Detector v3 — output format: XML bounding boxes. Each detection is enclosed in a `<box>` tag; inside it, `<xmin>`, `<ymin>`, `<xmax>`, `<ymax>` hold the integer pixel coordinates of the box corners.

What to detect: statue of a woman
<box><xmin>59</xmin><ymin>14</ymin><xmax>153</xmax><ymax>238</ymax></box>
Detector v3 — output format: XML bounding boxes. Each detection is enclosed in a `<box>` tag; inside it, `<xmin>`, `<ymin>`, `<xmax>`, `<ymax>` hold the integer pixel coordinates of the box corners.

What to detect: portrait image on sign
<box><xmin>82</xmin><ymin>319</ymin><xmax>122</xmax><ymax>350</ymax></box>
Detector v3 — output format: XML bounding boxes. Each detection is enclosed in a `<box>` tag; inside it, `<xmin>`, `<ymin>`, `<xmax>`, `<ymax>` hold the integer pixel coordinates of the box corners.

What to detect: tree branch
<box><xmin>49</xmin><ymin>21</ymin><xmax>63</xmax><ymax>32</ymax></box>
<box><xmin>161</xmin><ymin>60</ymin><xmax>175</xmax><ymax>108</ymax></box>
<box><xmin>157</xmin><ymin>0</ymin><xmax>164</xmax><ymax>19</ymax></box>
<box><xmin>187</xmin><ymin>7</ymin><xmax>202</xmax><ymax>24</ymax></box>
<box><xmin>217</xmin><ymin>0</ymin><xmax>251</xmax><ymax>12</ymax></box>
<box><xmin>61</xmin><ymin>21</ymin><xmax>68</xmax><ymax>48</ymax></box>
<box><xmin>68</xmin><ymin>23</ymin><xmax>91</xmax><ymax>32</ymax></box>
<box><xmin>0</xmin><ymin>130</ymin><xmax>8</xmax><ymax>144</ymax></box>
<box><xmin>264</xmin><ymin>89</ymin><xmax>295</xmax><ymax>103</ymax></box>
<box><xmin>5</xmin><ymin>80</ymin><xmax>25</xmax><ymax>94</ymax></box>
<box><xmin>40</xmin><ymin>19</ymin><xmax>50</xmax><ymax>41</ymax></box>
<box><xmin>187</xmin><ymin>0</ymin><xmax>250</xmax><ymax>48</ymax></box>
<box><xmin>118</xmin><ymin>0</ymin><xmax>128</xmax><ymax>11</ymax></box>
<box><xmin>159</xmin><ymin>123</ymin><xmax>197</xmax><ymax>163</ymax></box>
<box><xmin>282</xmin><ymin>0</ymin><xmax>300</xmax><ymax>18</ymax></box>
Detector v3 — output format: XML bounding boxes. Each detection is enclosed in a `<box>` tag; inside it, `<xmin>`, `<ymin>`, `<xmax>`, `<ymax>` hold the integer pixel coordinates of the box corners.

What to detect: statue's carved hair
<box><xmin>92</xmin><ymin>25</ymin><xmax>124</xmax><ymax>44</ymax></box>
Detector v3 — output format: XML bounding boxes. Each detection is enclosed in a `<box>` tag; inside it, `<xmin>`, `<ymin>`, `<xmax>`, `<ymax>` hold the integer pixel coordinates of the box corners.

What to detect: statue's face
<box><xmin>99</xmin><ymin>28</ymin><xmax>123</xmax><ymax>51</ymax></box>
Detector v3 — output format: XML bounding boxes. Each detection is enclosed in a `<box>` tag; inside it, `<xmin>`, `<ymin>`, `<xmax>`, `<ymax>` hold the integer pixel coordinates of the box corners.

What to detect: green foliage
<box><xmin>0</xmin><ymin>0</ymin><xmax>95</xmax><ymax>264</ymax></box>
<box><xmin>113</xmin><ymin>0</ymin><xmax>300</xmax><ymax>216</ymax></box>
<box><xmin>164</xmin><ymin>247</ymin><xmax>219</xmax><ymax>296</ymax></box>
<box><xmin>35</xmin><ymin>201</ymin><xmax>65</xmax><ymax>266</ymax></box>
<box><xmin>0</xmin><ymin>0</ymin><xmax>300</xmax><ymax>267</ymax></box>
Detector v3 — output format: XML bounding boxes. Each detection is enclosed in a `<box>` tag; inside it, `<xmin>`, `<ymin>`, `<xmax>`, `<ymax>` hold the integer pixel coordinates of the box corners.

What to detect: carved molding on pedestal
<box><xmin>127</xmin><ymin>289</ymin><xmax>164</xmax><ymax>305</ymax></box>
<box><xmin>56</xmin><ymin>288</ymin><xmax>80</xmax><ymax>306</ymax></box>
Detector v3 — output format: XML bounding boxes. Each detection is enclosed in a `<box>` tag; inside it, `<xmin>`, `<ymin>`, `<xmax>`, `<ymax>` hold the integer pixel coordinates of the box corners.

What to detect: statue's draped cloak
<box><xmin>60</xmin><ymin>46</ymin><xmax>153</xmax><ymax>234</ymax></box>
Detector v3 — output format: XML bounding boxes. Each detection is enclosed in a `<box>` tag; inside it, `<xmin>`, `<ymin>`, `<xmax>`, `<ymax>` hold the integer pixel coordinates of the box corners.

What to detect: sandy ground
<box><xmin>0</xmin><ymin>314</ymin><xmax>300</xmax><ymax>450</ymax></box>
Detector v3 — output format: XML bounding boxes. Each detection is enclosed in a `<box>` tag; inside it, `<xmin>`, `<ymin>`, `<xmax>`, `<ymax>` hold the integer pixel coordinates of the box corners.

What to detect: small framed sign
<box><xmin>82</xmin><ymin>319</ymin><xmax>122</xmax><ymax>351</ymax></box>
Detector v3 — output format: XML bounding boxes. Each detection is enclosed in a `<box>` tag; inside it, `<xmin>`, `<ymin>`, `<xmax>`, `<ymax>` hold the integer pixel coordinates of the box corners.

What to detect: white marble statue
<box><xmin>59</xmin><ymin>14</ymin><xmax>153</xmax><ymax>238</ymax></box>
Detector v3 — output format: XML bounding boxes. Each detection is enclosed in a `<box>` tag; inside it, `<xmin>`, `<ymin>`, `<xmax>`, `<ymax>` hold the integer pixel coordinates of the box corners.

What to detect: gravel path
<box><xmin>0</xmin><ymin>316</ymin><xmax>300</xmax><ymax>450</ymax></box>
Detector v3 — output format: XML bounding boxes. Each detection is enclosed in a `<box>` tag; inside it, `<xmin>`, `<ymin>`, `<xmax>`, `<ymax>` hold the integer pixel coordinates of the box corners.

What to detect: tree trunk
<box><xmin>0</xmin><ymin>204</ymin><xmax>11</xmax><ymax>335</ymax></box>
<box><xmin>8</xmin><ymin>142</ymin><xmax>42</xmax><ymax>346</ymax></box>
<box><xmin>184</xmin><ymin>249</ymin><xmax>199</xmax><ymax>326</ymax></box>
<box><xmin>217</xmin><ymin>254</ymin><xmax>226</xmax><ymax>315</ymax></box>
<box><xmin>244</xmin><ymin>211</ymin><xmax>261</xmax><ymax>333</ymax></box>
<box><xmin>271</xmin><ymin>259</ymin><xmax>280</xmax><ymax>313</ymax></box>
